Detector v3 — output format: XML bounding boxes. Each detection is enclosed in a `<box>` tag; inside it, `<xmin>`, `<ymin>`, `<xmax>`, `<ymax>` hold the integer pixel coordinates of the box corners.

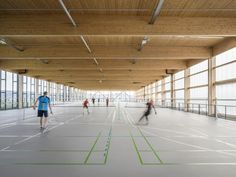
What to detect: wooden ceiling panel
<box><xmin>161</xmin><ymin>0</ymin><xmax>236</xmax><ymax>17</ymax></box>
<box><xmin>0</xmin><ymin>0</ymin><xmax>234</xmax><ymax>90</ymax></box>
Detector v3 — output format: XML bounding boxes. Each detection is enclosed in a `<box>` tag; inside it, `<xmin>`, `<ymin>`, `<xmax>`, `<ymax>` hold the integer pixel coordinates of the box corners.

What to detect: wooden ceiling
<box><xmin>0</xmin><ymin>0</ymin><xmax>236</xmax><ymax>90</ymax></box>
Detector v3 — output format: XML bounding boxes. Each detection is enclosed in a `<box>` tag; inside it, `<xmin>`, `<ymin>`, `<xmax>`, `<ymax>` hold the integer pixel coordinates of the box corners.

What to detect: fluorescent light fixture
<box><xmin>142</xmin><ymin>36</ymin><xmax>150</xmax><ymax>45</ymax></box>
<box><xmin>0</xmin><ymin>39</ymin><xmax>7</xmax><ymax>45</ymax></box>
<box><xmin>93</xmin><ymin>58</ymin><xmax>99</xmax><ymax>65</ymax></box>
<box><xmin>138</xmin><ymin>36</ymin><xmax>150</xmax><ymax>51</ymax></box>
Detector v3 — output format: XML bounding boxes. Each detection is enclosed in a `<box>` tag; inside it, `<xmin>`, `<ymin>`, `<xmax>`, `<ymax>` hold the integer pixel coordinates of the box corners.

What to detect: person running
<box><xmin>106</xmin><ymin>97</ymin><xmax>109</xmax><ymax>107</ymax></box>
<box><xmin>92</xmin><ymin>97</ymin><xmax>95</xmax><ymax>106</ymax></box>
<box><xmin>33</xmin><ymin>91</ymin><xmax>53</xmax><ymax>130</ymax></box>
<box><xmin>138</xmin><ymin>99</ymin><xmax>156</xmax><ymax>125</ymax></box>
<box><xmin>83</xmin><ymin>98</ymin><xmax>90</xmax><ymax>115</ymax></box>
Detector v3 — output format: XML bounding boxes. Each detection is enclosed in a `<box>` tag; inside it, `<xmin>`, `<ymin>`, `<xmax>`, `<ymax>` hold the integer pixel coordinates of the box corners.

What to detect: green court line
<box><xmin>129</xmin><ymin>130</ymin><xmax>144</xmax><ymax>165</ymax></box>
<box><xmin>137</xmin><ymin>127</ymin><xmax>163</xmax><ymax>164</ymax></box>
<box><xmin>84</xmin><ymin>131</ymin><xmax>102</xmax><ymax>164</ymax></box>
<box><xmin>104</xmin><ymin>126</ymin><xmax>112</xmax><ymax>164</ymax></box>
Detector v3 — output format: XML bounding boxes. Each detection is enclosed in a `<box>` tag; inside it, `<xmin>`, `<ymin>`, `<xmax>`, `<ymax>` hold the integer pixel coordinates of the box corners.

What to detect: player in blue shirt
<box><xmin>33</xmin><ymin>91</ymin><xmax>53</xmax><ymax>130</ymax></box>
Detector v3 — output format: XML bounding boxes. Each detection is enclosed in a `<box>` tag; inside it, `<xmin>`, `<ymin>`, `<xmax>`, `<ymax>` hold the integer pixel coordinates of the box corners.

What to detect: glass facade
<box><xmin>86</xmin><ymin>91</ymin><xmax>135</xmax><ymax>102</ymax></box>
<box><xmin>136</xmin><ymin>47</ymin><xmax>236</xmax><ymax>117</ymax></box>
<box><xmin>0</xmin><ymin>69</ymin><xmax>82</xmax><ymax>110</ymax></box>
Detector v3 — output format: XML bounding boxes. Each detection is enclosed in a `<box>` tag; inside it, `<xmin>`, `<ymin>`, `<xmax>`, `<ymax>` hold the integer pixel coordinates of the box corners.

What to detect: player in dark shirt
<box><xmin>138</xmin><ymin>99</ymin><xmax>156</xmax><ymax>125</ymax></box>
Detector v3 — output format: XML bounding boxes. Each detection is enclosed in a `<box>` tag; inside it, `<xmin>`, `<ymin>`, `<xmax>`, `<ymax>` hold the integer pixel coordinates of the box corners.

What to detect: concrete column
<box><xmin>17</xmin><ymin>75</ymin><xmax>23</xmax><ymax>109</ymax></box>
<box><xmin>184</xmin><ymin>68</ymin><xmax>190</xmax><ymax>111</ymax></box>
<box><xmin>161</xmin><ymin>79</ymin><xmax>165</xmax><ymax>106</ymax></box>
<box><xmin>208</xmin><ymin>57</ymin><xmax>216</xmax><ymax>116</ymax></box>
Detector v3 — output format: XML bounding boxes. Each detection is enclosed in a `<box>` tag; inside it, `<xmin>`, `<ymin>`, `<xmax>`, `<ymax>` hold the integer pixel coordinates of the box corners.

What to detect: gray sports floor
<box><xmin>1</xmin><ymin>102</ymin><xmax>236</xmax><ymax>177</ymax></box>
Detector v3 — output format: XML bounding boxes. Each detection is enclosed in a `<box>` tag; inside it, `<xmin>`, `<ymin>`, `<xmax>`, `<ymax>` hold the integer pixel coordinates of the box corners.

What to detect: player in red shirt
<box><xmin>83</xmin><ymin>99</ymin><xmax>90</xmax><ymax>115</ymax></box>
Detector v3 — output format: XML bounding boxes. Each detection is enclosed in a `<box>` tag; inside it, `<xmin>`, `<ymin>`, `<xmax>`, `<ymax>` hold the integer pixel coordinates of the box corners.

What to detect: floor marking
<box><xmin>139</xmin><ymin>125</ymin><xmax>236</xmax><ymax>158</ymax></box>
<box><xmin>215</xmin><ymin>139</ymin><xmax>236</xmax><ymax>148</ymax></box>
<box><xmin>0</xmin><ymin>135</ymin><xmax>31</xmax><ymax>138</ymax></box>
<box><xmin>0</xmin><ymin>116</ymin><xmax>77</xmax><ymax>151</ymax></box>
<box><xmin>13</xmin><ymin>162</ymin><xmax>236</xmax><ymax>166</ymax></box>
<box><xmin>137</xmin><ymin>127</ymin><xmax>163</xmax><ymax>164</ymax></box>
<box><xmin>129</xmin><ymin>130</ymin><xmax>144</xmax><ymax>165</ymax></box>
<box><xmin>123</xmin><ymin>108</ymin><xmax>163</xmax><ymax>165</ymax></box>
<box><xmin>0</xmin><ymin>149</ymin><xmax>102</xmax><ymax>152</ymax></box>
<box><xmin>189</xmin><ymin>128</ymin><xmax>209</xmax><ymax>137</ymax></box>
<box><xmin>84</xmin><ymin>131</ymin><xmax>102</xmax><ymax>164</ymax></box>
<box><xmin>104</xmin><ymin>126</ymin><xmax>112</xmax><ymax>164</ymax></box>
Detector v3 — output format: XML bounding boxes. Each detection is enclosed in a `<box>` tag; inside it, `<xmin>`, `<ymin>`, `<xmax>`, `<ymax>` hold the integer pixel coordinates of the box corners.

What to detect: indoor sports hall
<box><xmin>1</xmin><ymin>1</ymin><xmax>236</xmax><ymax>177</ymax></box>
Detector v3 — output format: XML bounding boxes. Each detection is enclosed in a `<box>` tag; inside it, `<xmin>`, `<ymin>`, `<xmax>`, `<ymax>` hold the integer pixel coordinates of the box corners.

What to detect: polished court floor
<box><xmin>1</xmin><ymin>102</ymin><xmax>236</xmax><ymax>177</ymax></box>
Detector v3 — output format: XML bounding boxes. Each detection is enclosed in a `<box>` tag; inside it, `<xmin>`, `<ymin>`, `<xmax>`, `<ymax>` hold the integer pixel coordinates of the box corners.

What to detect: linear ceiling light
<box><xmin>93</xmin><ymin>58</ymin><xmax>99</xmax><ymax>65</ymax></box>
<box><xmin>58</xmin><ymin>0</ymin><xmax>77</xmax><ymax>27</ymax></box>
<box><xmin>80</xmin><ymin>36</ymin><xmax>92</xmax><ymax>53</ymax></box>
<box><xmin>0</xmin><ymin>38</ymin><xmax>7</xmax><ymax>45</ymax></box>
<box><xmin>138</xmin><ymin>36</ymin><xmax>150</xmax><ymax>51</ymax></box>
<box><xmin>0</xmin><ymin>37</ymin><xmax>24</xmax><ymax>51</ymax></box>
<box><xmin>149</xmin><ymin>0</ymin><xmax>165</xmax><ymax>24</ymax></box>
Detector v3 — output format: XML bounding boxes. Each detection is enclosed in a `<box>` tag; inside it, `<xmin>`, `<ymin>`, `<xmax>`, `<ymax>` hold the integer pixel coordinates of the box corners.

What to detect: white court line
<box><xmin>0</xmin><ymin>115</ymin><xmax>79</xmax><ymax>151</ymax></box>
<box><xmin>124</xmin><ymin>107</ymin><xmax>236</xmax><ymax>158</ymax></box>
<box><xmin>0</xmin><ymin>135</ymin><xmax>31</xmax><ymax>138</ymax></box>
<box><xmin>139</xmin><ymin>125</ymin><xmax>236</xmax><ymax>158</ymax></box>
<box><xmin>189</xmin><ymin>128</ymin><xmax>209</xmax><ymax>137</ymax></box>
<box><xmin>215</xmin><ymin>139</ymin><xmax>236</xmax><ymax>148</ymax></box>
<box><xmin>125</xmin><ymin>109</ymin><xmax>202</xmax><ymax>137</ymax></box>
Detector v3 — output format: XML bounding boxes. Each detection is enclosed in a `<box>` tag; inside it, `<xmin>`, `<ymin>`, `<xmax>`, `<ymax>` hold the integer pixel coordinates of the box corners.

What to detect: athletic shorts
<box><xmin>83</xmin><ymin>106</ymin><xmax>88</xmax><ymax>109</ymax></box>
<box><xmin>144</xmin><ymin>111</ymin><xmax>150</xmax><ymax>116</ymax></box>
<box><xmin>38</xmin><ymin>110</ymin><xmax>48</xmax><ymax>117</ymax></box>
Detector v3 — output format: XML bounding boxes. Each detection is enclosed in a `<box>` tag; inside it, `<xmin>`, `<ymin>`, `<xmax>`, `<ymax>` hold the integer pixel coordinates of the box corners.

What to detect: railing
<box><xmin>158</xmin><ymin>101</ymin><xmax>236</xmax><ymax>120</ymax></box>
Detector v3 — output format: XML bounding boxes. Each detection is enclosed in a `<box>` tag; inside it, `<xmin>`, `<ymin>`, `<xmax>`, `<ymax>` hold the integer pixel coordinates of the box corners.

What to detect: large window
<box><xmin>174</xmin><ymin>71</ymin><xmax>184</xmax><ymax>105</ymax></box>
<box><xmin>23</xmin><ymin>76</ymin><xmax>35</xmax><ymax>108</ymax></box>
<box><xmin>0</xmin><ymin>70</ymin><xmax>18</xmax><ymax>110</ymax></box>
<box><xmin>189</xmin><ymin>60</ymin><xmax>208</xmax><ymax>104</ymax></box>
<box><xmin>215</xmin><ymin>47</ymin><xmax>236</xmax><ymax>116</ymax></box>
<box><xmin>0</xmin><ymin>71</ymin><xmax>6</xmax><ymax>109</ymax></box>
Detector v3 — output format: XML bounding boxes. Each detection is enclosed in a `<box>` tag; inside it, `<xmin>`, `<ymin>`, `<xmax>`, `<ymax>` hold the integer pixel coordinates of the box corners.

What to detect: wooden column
<box><xmin>208</xmin><ymin>57</ymin><xmax>216</xmax><ymax>116</ymax></box>
<box><xmin>184</xmin><ymin>69</ymin><xmax>190</xmax><ymax>111</ymax></box>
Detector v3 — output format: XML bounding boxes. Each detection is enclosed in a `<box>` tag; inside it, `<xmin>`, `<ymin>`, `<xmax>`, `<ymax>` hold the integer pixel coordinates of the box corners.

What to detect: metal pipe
<box><xmin>58</xmin><ymin>0</ymin><xmax>77</xmax><ymax>27</ymax></box>
<box><xmin>149</xmin><ymin>0</ymin><xmax>165</xmax><ymax>24</ymax></box>
<box><xmin>80</xmin><ymin>36</ymin><xmax>92</xmax><ymax>53</ymax></box>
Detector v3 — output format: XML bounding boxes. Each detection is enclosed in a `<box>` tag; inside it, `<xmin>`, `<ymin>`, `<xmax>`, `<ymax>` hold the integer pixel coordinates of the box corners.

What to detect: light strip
<box><xmin>93</xmin><ymin>58</ymin><xmax>99</xmax><ymax>65</ymax></box>
<box><xmin>58</xmin><ymin>0</ymin><xmax>77</xmax><ymax>27</ymax></box>
<box><xmin>149</xmin><ymin>0</ymin><xmax>165</xmax><ymax>24</ymax></box>
<box><xmin>80</xmin><ymin>36</ymin><xmax>92</xmax><ymax>53</ymax></box>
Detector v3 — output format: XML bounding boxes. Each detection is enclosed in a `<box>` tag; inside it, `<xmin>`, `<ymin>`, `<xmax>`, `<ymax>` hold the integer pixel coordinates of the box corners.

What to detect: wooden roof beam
<box><xmin>1</xmin><ymin>14</ymin><xmax>236</xmax><ymax>36</ymax></box>
<box><xmin>213</xmin><ymin>37</ymin><xmax>236</xmax><ymax>56</ymax></box>
<box><xmin>0</xmin><ymin>46</ymin><xmax>211</xmax><ymax>59</ymax></box>
<box><xmin>0</xmin><ymin>59</ymin><xmax>187</xmax><ymax>70</ymax></box>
